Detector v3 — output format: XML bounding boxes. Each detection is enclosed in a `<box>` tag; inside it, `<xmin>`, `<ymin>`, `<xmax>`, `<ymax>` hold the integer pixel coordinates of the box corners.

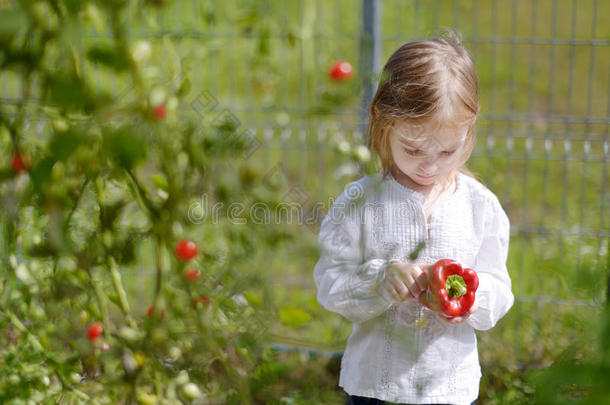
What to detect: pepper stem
<box><xmin>446</xmin><ymin>275</ymin><xmax>467</xmax><ymax>298</ymax></box>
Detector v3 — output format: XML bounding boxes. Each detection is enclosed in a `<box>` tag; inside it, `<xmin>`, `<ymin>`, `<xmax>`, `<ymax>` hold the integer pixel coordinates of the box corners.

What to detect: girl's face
<box><xmin>389</xmin><ymin>120</ymin><xmax>469</xmax><ymax>189</ymax></box>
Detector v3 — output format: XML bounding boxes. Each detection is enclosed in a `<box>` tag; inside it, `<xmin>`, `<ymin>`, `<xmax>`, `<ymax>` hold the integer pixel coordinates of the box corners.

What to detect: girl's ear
<box><xmin>372</xmin><ymin>105</ymin><xmax>380</xmax><ymax>116</ymax></box>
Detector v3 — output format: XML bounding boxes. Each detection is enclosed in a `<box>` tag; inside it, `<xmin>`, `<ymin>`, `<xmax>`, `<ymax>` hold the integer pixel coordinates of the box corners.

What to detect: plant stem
<box><xmin>193</xmin><ymin>314</ymin><xmax>253</xmax><ymax>404</ymax></box>
<box><xmin>154</xmin><ymin>369</ymin><xmax>163</xmax><ymax>397</ymax></box>
<box><xmin>181</xmin><ymin>279</ymin><xmax>253</xmax><ymax>404</ymax></box>
<box><xmin>108</xmin><ymin>256</ymin><xmax>136</xmax><ymax>328</ymax></box>
<box><xmin>125</xmin><ymin>168</ymin><xmax>159</xmax><ymax>219</ymax></box>
<box><xmin>90</xmin><ymin>269</ymin><xmax>110</xmax><ymax>326</ymax></box>
<box><xmin>65</xmin><ymin>178</ymin><xmax>90</xmax><ymax>229</ymax></box>
<box><xmin>6</xmin><ymin>309</ymin><xmax>44</xmax><ymax>352</ymax></box>
<box><xmin>446</xmin><ymin>275</ymin><xmax>467</xmax><ymax>298</ymax></box>
<box><xmin>152</xmin><ymin>236</ymin><xmax>165</xmax><ymax>311</ymax></box>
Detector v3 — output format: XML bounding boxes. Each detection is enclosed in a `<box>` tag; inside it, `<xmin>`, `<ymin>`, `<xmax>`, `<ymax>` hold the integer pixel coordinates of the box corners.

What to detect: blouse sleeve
<box><xmin>313</xmin><ymin>184</ymin><xmax>394</xmax><ymax>324</ymax></box>
<box><xmin>467</xmin><ymin>194</ymin><xmax>515</xmax><ymax>331</ymax></box>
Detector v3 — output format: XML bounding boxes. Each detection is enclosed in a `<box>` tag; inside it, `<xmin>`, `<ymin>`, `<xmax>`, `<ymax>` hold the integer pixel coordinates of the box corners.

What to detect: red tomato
<box><xmin>146</xmin><ymin>306</ymin><xmax>166</xmax><ymax>319</ymax></box>
<box><xmin>329</xmin><ymin>60</ymin><xmax>354</xmax><ymax>82</ymax></box>
<box><xmin>184</xmin><ymin>268</ymin><xmax>203</xmax><ymax>282</ymax></box>
<box><xmin>146</xmin><ymin>306</ymin><xmax>156</xmax><ymax>317</ymax></box>
<box><xmin>192</xmin><ymin>295</ymin><xmax>210</xmax><ymax>308</ymax></box>
<box><xmin>11</xmin><ymin>154</ymin><xmax>28</xmax><ymax>172</ymax></box>
<box><xmin>152</xmin><ymin>104</ymin><xmax>167</xmax><ymax>121</ymax></box>
<box><xmin>174</xmin><ymin>239</ymin><xmax>199</xmax><ymax>261</ymax></box>
<box><xmin>87</xmin><ymin>322</ymin><xmax>103</xmax><ymax>341</ymax></box>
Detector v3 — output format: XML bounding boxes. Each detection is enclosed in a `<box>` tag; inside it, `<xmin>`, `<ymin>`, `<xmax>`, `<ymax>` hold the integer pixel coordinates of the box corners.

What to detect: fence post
<box><xmin>360</xmin><ymin>0</ymin><xmax>381</xmax><ymax>148</ymax></box>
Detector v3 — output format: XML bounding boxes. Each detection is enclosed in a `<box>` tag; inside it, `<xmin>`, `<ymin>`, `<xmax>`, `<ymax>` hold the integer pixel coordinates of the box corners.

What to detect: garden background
<box><xmin>0</xmin><ymin>0</ymin><xmax>609</xmax><ymax>404</ymax></box>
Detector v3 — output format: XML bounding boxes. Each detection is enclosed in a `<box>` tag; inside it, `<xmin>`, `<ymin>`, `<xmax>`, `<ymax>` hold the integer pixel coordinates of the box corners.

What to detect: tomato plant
<box><xmin>0</xmin><ymin>1</ymin><xmax>293</xmax><ymax>404</ymax></box>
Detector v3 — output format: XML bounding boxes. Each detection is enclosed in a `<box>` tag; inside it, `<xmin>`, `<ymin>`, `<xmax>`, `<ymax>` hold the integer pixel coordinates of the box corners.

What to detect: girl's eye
<box><xmin>441</xmin><ymin>150</ymin><xmax>456</xmax><ymax>156</ymax></box>
<box><xmin>403</xmin><ymin>148</ymin><xmax>421</xmax><ymax>156</ymax></box>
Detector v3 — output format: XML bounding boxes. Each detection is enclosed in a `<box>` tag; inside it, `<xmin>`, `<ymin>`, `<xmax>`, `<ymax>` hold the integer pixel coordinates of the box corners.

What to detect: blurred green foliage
<box><xmin>0</xmin><ymin>0</ymin><xmax>335</xmax><ymax>403</ymax></box>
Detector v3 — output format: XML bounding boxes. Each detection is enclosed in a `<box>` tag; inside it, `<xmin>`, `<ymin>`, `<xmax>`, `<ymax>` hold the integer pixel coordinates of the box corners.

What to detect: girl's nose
<box><xmin>419</xmin><ymin>156</ymin><xmax>437</xmax><ymax>172</ymax></box>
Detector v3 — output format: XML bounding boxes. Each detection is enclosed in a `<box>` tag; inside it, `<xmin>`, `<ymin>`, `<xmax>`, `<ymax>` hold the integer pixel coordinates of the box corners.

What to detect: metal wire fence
<box><xmin>155</xmin><ymin>0</ymin><xmax>608</xmax><ymax>303</ymax></box>
<box><xmin>2</xmin><ymin>0</ymin><xmax>609</xmax><ymax>363</ymax></box>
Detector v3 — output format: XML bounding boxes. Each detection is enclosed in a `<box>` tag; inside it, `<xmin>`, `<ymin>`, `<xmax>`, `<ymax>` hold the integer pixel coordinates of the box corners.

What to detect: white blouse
<box><xmin>313</xmin><ymin>172</ymin><xmax>514</xmax><ymax>405</ymax></box>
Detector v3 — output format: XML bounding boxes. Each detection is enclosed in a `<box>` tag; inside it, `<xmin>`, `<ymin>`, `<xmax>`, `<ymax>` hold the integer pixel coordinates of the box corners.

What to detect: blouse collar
<box><xmin>385</xmin><ymin>170</ymin><xmax>463</xmax><ymax>202</ymax></box>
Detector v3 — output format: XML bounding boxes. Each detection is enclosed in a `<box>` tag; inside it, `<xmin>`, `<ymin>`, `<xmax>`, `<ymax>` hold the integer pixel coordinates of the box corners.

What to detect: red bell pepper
<box><xmin>419</xmin><ymin>259</ymin><xmax>479</xmax><ymax>318</ymax></box>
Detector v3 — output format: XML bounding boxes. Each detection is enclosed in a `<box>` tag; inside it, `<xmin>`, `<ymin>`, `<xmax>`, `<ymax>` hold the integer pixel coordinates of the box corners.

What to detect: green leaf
<box><xmin>49</xmin><ymin>130</ymin><xmax>88</xmax><ymax>161</ymax></box>
<box><xmin>26</xmin><ymin>243</ymin><xmax>57</xmax><ymax>258</ymax></box>
<box><xmin>44</xmin><ymin>74</ymin><xmax>95</xmax><ymax>112</ymax></box>
<box><xmin>0</xmin><ymin>167</ymin><xmax>15</xmax><ymax>182</ymax></box>
<box><xmin>29</xmin><ymin>156</ymin><xmax>55</xmax><ymax>194</ymax></box>
<box><xmin>0</xmin><ymin>6</ymin><xmax>28</xmax><ymax>38</ymax></box>
<box><xmin>86</xmin><ymin>45</ymin><xmax>129</xmax><ymax>71</ymax></box>
<box><xmin>109</xmin><ymin>233</ymin><xmax>140</xmax><ymax>265</ymax></box>
<box><xmin>103</xmin><ymin>127</ymin><xmax>148</xmax><ymax>169</ymax></box>
<box><xmin>278</xmin><ymin>306</ymin><xmax>311</xmax><ymax>328</ymax></box>
<box><xmin>150</xmin><ymin>174</ymin><xmax>168</xmax><ymax>192</ymax></box>
<box><xmin>257</xmin><ymin>26</ymin><xmax>270</xmax><ymax>56</ymax></box>
<box><xmin>107</xmin><ymin>292</ymin><xmax>120</xmax><ymax>307</ymax></box>
<box><xmin>1</xmin><ymin>48</ymin><xmax>41</xmax><ymax>71</ymax></box>
<box><xmin>99</xmin><ymin>200</ymin><xmax>126</xmax><ymax>230</ymax></box>
<box><xmin>243</xmin><ymin>292</ymin><xmax>262</xmax><ymax>308</ymax></box>
<box><xmin>96</xmin><ymin>0</ymin><xmax>130</xmax><ymax>12</ymax></box>
<box><xmin>63</xmin><ymin>0</ymin><xmax>85</xmax><ymax>15</ymax></box>
<box><xmin>199</xmin><ymin>2</ymin><xmax>216</xmax><ymax>25</ymax></box>
<box><xmin>285</xmin><ymin>28</ymin><xmax>297</xmax><ymax>48</ymax></box>
<box><xmin>177</xmin><ymin>77</ymin><xmax>191</xmax><ymax>97</ymax></box>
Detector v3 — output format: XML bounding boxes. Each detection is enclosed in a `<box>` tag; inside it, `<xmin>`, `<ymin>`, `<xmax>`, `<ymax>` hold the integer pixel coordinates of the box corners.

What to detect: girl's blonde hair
<box><xmin>366</xmin><ymin>30</ymin><xmax>479</xmax><ymax>179</ymax></box>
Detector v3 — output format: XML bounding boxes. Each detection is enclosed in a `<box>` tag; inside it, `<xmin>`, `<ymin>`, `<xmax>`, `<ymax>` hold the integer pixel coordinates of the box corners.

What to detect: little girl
<box><xmin>313</xmin><ymin>32</ymin><xmax>514</xmax><ymax>405</ymax></box>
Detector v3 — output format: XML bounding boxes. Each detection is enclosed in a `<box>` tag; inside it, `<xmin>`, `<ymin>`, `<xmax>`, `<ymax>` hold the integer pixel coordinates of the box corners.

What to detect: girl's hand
<box><xmin>437</xmin><ymin>296</ymin><xmax>479</xmax><ymax>324</ymax></box>
<box><xmin>384</xmin><ymin>260</ymin><xmax>429</xmax><ymax>302</ymax></box>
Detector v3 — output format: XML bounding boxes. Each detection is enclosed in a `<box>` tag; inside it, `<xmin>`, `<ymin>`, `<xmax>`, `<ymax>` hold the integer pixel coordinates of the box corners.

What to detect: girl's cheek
<box><xmin>442</xmin><ymin>154</ymin><xmax>461</xmax><ymax>165</ymax></box>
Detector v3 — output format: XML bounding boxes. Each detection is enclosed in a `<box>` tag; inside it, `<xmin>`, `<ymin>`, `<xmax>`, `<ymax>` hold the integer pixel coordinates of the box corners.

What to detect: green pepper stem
<box><xmin>446</xmin><ymin>275</ymin><xmax>467</xmax><ymax>298</ymax></box>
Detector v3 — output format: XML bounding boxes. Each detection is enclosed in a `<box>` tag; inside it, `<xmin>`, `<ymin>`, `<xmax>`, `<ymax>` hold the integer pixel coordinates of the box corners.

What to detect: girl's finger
<box><xmin>386</xmin><ymin>282</ymin><xmax>401</xmax><ymax>302</ymax></box>
<box><xmin>405</xmin><ymin>279</ymin><xmax>420</xmax><ymax>298</ymax></box>
<box><xmin>413</xmin><ymin>265</ymin><xmax>429</xmax><ymax>291</ymax></box>
<box><xmin>393</xmin><ymin>279</ymin><xmax>411</xmax><ymax>301</ymax></box>
<box><xmin>439</xmin><ymin>313</ymin><xmax>461</xmax><ymax>323</ymax></box>
<box><xmin>403</xmin><ymin>271</ymin><xmax>423</xmax><ymax>297</ymax></box>
<box><xmin>394</xmin><ymin>274</ymin><xmax>415</xmax><ymax>299</ymax></box>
